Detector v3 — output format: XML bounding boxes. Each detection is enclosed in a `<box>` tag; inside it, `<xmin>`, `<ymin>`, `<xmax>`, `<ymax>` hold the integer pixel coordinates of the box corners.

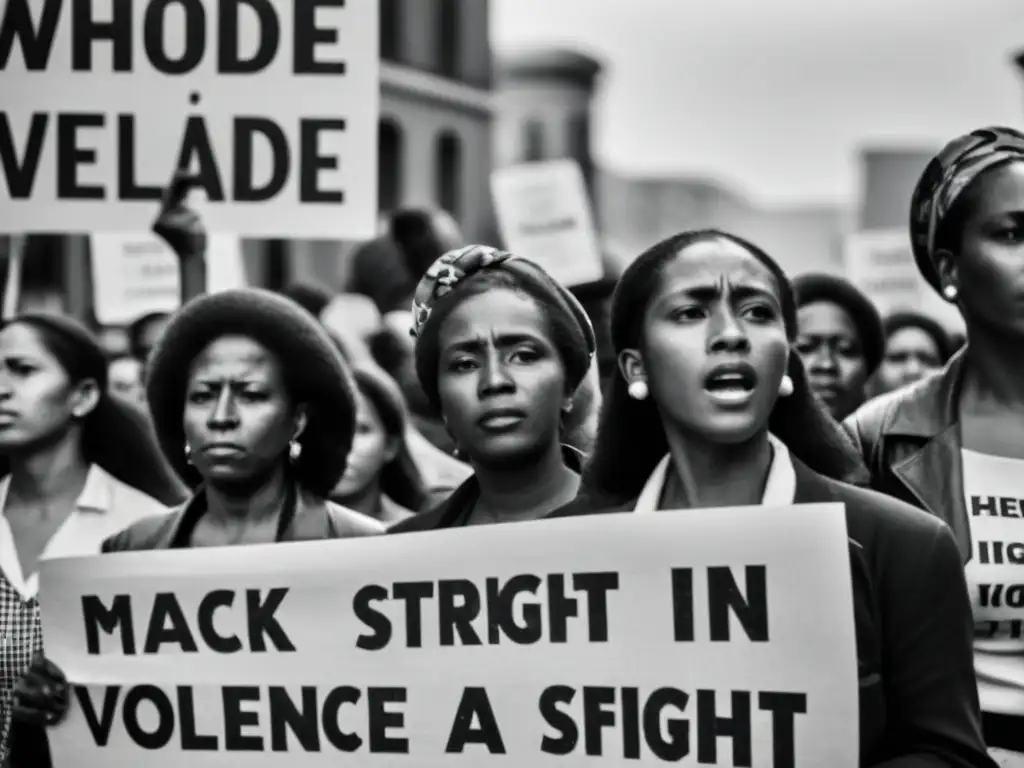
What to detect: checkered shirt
<box><xmin>0</xmin><ymin>573</ymin><xmax>42</xmax><ymax>767</ymax></box>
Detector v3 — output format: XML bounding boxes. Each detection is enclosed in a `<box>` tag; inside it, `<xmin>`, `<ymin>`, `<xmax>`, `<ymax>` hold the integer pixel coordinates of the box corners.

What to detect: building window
<box><xmin>380</xmin><ymin>0</ymin><xmax>401</xmax><ymax>62</ymax></box>
<box><xmin>522</xmin><ymin>119</ymin><xmax>545</xmax><ymax>162</ymax></box>
<box><xmin>435</xmin><ymin>131</ymin><xmax>462</xmax><ymax>219</ymax></box>
<box><xmin>436</xmin><ymin>0</ymin><xmax>460</xmax><ymax>79</ymax></box>
<box><xmin>378</xmin><ymin>119</ymin><xmax>403</xmax><ymax>214</ymax></box>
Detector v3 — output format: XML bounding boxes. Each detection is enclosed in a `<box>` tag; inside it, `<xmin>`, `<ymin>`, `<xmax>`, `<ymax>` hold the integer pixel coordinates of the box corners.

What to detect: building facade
<box><xmin>493</xmin><ymin>46</ymin><xmax>846</xmax><ymax>276</ymax></box>
<box><xmin>285</xmin><ymin>0</ymin><xmax>496</xmax><ymax>289</ymax></box>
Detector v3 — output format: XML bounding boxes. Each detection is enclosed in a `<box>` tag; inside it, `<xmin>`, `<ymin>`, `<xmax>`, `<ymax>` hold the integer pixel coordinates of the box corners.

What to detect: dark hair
<box><xmin>389</xmin><ymin>208</ymin><xmax>450</xmax><ymax>281</ymax></box>
<box><xmin>414</xmin><ymin>269</ymin><xmax>588</xmax><ymax>414</ymax></box>
<box><xmin>146</xmin><ymin>289</ymin><xmax>357</xmax><ymax>497</ymax></box>
<box><xmin>583</xmin><ymin>229</ymin><xmax>867</xmax><ymax>504</ymax></box>
<box><xmin>279</xmin><ymin>283</ymin><xmax>333</xmax><ymax>318</ymax></box>
<box><xmin>882</xmin><ymin>311</ymin><xmax>953</xmax><ymax>364</ymax></box>
<box><xmin>126</xmin><ymin>311</ymin><xmax>170</xmax><ymax>360</ymax></box>
<box><xmin>351</xmin><ymin>366</ymin><xmax>428</xmax><ymax>511</ymax></box>
<box><xmin>791</xmin><ymin>272</ymin><xmax>885</xmax><ymax>375</ymax></box>
<box><xmin>0</xmin><ymin>315</ymin><xmax>187</xmax><ymax>506</ymax></box>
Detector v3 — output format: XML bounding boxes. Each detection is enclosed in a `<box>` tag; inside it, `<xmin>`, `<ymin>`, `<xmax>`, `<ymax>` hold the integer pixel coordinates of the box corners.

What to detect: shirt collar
<box><xmin>75</xmin><ymin>465</ymin><xmax>114</xmax><ymax>513</ymax></box>
<box><xmin>0</xmin><ymin>464</ymin><xmax>112</xmax><ymax>515</ymax></box>
<box><xmin>634</xmin><ymin>433</ymin><xmax>797</xmax><ymax>513</ymax></box>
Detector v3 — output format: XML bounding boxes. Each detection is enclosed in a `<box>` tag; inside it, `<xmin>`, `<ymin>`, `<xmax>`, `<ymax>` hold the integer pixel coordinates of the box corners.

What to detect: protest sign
<box><xmin>1</xmin><ymin>0</ymin><xmax>379</xmax><ymax>238</ymax></box>
<box><xmin>40</xmin><ymin>505</ymin><xmax>858</xmax><ymax>767</ymax></box>
<box><xmin>89</xmin><ymin>232</ymin><xmax>247</xmax><ymax>325</ymax></box>
<box><xmin>963</xmin><ymin>449</ymin><xmax>1024</xmax><ymax>656</ymax></box>
<box><xmin>491</xmin><ymin>160</ymin><xmax>606</xmax><ymax>287</ymax></box>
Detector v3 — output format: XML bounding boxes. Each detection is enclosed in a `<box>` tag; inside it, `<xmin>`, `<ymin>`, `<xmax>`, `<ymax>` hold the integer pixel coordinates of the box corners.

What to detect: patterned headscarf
<box><xmin>409</xmin><ymin>245</ymin><xmax>597</xmax><ymax>407</ymax></box>
<box><xmin>910</xmin><ymin>126</ymin><xmax>1024</xmax><ymax>293</ymax></box>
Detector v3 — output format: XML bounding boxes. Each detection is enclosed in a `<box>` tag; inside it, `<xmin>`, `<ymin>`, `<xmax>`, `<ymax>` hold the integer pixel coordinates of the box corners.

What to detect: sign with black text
<box><xmin>40</xmin><ymin>506</ymin><xmax>858</xmax><ymax>766</ymax></box>
<box><xmin>1</xmin><ymin>0</ymin><xmax>378</xmax><ymax>237</ymax></box>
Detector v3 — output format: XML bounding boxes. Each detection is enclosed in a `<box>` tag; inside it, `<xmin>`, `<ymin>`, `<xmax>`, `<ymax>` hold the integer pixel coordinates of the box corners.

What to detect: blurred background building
<box><xmin>492</xmin><ymin>47</ymin><xmax>849</xmax><ymax>279</ymax></box>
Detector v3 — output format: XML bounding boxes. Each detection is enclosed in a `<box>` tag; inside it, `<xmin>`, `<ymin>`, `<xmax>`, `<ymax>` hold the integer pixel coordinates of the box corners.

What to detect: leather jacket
<box><xmin>843</xmin><ymin>348</ymin><xmax>972</xmax><ymax>561</ymax></box>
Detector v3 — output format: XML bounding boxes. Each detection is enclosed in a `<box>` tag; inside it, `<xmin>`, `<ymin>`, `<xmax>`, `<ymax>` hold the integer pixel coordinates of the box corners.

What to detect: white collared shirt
<box><xmin>634</xmin><ymin>433</ymin><xmax>797</xmax><ymax>513</ymax></box>
<box><xmin>0</xmin><ymin>464</ymin><xmax>167</xmax><ymax>599</ymax></box>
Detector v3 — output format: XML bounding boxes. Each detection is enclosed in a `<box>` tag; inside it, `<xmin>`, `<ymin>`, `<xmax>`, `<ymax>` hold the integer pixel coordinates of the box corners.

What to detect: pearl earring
<box><xmin>627</xmin><ymin>380</ymin><xmax>649</xmax><ymax>401</ymax></box>
<box><xmin>942</xmin><ymin>284</ymin><xmax>958</xmax><ymax>301</ymax></box>
<box><xmin>184</xmin><ymin>443</ymin><xmax>193</xmax><ymax>464</ymax></box>
<box><xmin>288</xmin><ymin>440</ymin><xmax>302</xmax><ymax>462</ymax></box>
<box><xmin>778</xmin><ymin>374</ymin><xmax>794</xmax><ymax>397</ymax></box>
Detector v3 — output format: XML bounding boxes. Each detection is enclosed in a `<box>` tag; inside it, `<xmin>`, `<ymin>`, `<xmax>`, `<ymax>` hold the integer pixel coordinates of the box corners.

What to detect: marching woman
<box><xmin>792</xmin><ymin>272</ymin><xmax>885</xmax><ymax>420</ymax></box>
<box><xmin>389</xmin><ymin>245</ymin><xmax>597</xmax><ymax>532</ymax></box>
<box><xmin>873</xmin><ymin>310</ymin><xmax>953</xmax><ymax>396</ymax></box>
<box><xmin>553</xmin><ymin>229</ymin><xmax>993</xmax><ymax>766</ymax></box>
<box><xmin>103</xmin><ymin>289</ymin><xmax>384</xmax><ymax>550</ymax></box>
<box><xmin>330</xmin><ymin>364</ymin><xmax>431</xmax><ymax>523</ymax></box>
<box><xmin>847</xmin><ymin>127</ymin><xmax>1024</xmax><ymax>757</ymax></box>
<box><xmin>0</xmin><ymin>315</ymin><xmax>186</xmax><ymax>767</ymax></box>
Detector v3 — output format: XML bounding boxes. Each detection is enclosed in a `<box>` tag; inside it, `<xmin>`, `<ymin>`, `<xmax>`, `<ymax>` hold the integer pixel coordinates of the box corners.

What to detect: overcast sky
<box><xmin>491</xmin><ymin>0</ymin><xmax>1024</xmax><ymax>206</ymax></box>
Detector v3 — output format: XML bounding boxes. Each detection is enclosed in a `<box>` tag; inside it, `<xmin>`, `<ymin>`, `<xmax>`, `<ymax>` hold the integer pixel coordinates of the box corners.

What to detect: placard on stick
<box><xmin>40</xmin><ymin>505</ymin><xmax>859</xmax><ymax>766</ymax></box>
<box><xmin>0</xmin><ymin>0</ymin><xmax>379</xmax><ymax>238</ymax></box>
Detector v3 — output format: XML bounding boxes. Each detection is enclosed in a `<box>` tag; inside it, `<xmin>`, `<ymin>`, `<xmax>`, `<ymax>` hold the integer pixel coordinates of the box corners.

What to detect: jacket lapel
<box><xmin>879</xmin><ymin>350</ymin><xmax>970</xmax><ymax>558</ymax></box>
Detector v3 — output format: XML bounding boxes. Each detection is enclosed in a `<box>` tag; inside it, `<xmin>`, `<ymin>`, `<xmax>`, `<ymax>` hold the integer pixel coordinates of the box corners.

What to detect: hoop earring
<box><xmin>288</xmin><ymin>440</ymin><xmax>302</xmax><ymax>462</ymax></box>
<box><xmin>627</xmin><ymin>380</ymin><xmax>649</xmax><ymax>401</ymax></box>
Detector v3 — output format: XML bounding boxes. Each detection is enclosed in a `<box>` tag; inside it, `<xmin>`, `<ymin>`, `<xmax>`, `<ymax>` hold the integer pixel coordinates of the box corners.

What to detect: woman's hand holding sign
<box><xmin>12</xmin><ymin>653</ymin><xmax>70</xmax><ymax>726</ymax></box>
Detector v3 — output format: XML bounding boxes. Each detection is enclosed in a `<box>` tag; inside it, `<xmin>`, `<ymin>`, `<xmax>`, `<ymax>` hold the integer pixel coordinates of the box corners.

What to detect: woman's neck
<box><xmin>7</xmin><ymin>430</ymin><xmax>90</xmax><ymax>504</ymax></box>
<box><xmin>336</xmin><ymin>482</ymin><xmax>383</xmax><ymax>519</ymax></box>
<box><xmin>961</xmin><ymin>328</ymin><xmax>1024</xmax><ymax>409</ymax></box>
<box><xmin>472</xmin><ymin>441</ymin><xmax>579</xmax><ymax>522</ymax></box>
<box><xmin>204</xmin><ymin>466</ymin><xmax>290</xmax><ymax>528</ymax></box>
<box><xmin>662</xmin><ymin>428</ymin><xmax>773</xmax><ymax>509</ymax></box>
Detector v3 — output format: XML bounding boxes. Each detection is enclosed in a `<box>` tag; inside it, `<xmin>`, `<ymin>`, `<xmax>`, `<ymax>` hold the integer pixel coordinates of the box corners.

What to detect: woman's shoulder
<box><xmin>546</xmin><ymin>491</ymin><xmax>634</xmax><ymax>519</ymax></box>
<box><xmin>813</xmin><ymin>472</ymin><xmax>956</xmax><ymax>566</ymax></box>
<box><xmin>101</xmin><ymin>467</ymin><xmax>175</xmax><ymax>519</ymax></box>
<box><xmin>323</xmin><ymin>500</ymin><xmax>386</xmax><ymax>537</ymax></box>
<box><xmin>101</xmin><ymin>505</ymin><xmax>184</xmax><ymax>553</ymax></box>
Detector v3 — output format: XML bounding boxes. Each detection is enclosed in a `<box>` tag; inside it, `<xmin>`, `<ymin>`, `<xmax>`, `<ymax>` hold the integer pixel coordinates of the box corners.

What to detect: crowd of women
<box><xmin>0</xmin><ymin>125</ymin><xmax>1022</xmax><ymax>767</ymax></box>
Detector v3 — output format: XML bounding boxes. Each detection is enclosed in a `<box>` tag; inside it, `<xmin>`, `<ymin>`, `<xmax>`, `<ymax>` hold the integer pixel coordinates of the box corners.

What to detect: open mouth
<box><xmin>703</xmin><ymin>364</ymin><xmax>758</xmax><ymax>405</ymax></box>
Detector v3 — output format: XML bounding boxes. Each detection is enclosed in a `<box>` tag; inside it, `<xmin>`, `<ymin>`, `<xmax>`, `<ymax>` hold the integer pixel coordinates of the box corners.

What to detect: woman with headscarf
<box><xmin>792</xmin><ymin>272</ymin><xmax>885</xmax><ymax>420</ymax></box>
<box><xmin>873</xmin><ymin>311</ymin><xmax>953</xmax><ymax>396</ymax></box>
<box><xmin>0</xmin><ymin>315</ymin><xmax>186</xmax><ymax>768</ymax></box>
<box><xmin>550</xmin><ymin>229</ymin><xmax>993</xmax><ymax>767</ymax></box>
<box><xmin>847</xmin><ymin>126</ymin><xmax>1024</xmax><ymax>756</ymax></box>
<box><xmin>389</xmin><ymin>245</ymin><xmax>597</xmax><ymax>532</ymax></box>
<box><xmin>330</xmin><ymin>365</ymin><xmax>430</xmax><ymax>523</ymax></box>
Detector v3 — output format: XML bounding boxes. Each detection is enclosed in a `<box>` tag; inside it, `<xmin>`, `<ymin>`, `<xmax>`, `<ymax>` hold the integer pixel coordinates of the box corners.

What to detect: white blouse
<box><xmin>634</xmin><ymin>433</ymin><xmax>798</xmax><ymax>513</ymax></box>
<box><xmin>0</xmin><ymin>464</ymin><xmax>167</xmax><ymax>598</ymax></box>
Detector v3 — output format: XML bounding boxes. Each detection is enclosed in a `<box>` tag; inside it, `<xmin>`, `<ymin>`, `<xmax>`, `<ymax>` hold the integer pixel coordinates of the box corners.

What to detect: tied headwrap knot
<box><xmin>911</xmin><ymin>126</ymin><xmax>1024</xmax><ymax>293</ymax></box>
<box><xmin>410</xmin><ymin>245</ymin><xmax>516</xmax><ymax>339</ymax></box>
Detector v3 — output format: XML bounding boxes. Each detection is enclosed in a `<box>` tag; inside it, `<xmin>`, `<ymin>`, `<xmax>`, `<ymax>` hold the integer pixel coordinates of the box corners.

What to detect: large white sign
<box><xmin>40</xmin><ymin>505</ymin><xmax>859</xmax><ymax>767</ymax></box>
<box><xmin>491</xmin><ymin>160</ymin><xmax>606</xmax><ymax>287</ymax></box>
<box><xmin>1</xmin><ymin>0</ymin><xmax>379</xmax><ymax>238</ymax></box>
<box><xmin>844</xmin><ymin>229</ymin><xmax>964</xmax><ymax>333</ymax></box>
<box><xmin>89</xmin><ymin>232</ymin><xmax>248</xmax><ymax>325</ymax></box>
